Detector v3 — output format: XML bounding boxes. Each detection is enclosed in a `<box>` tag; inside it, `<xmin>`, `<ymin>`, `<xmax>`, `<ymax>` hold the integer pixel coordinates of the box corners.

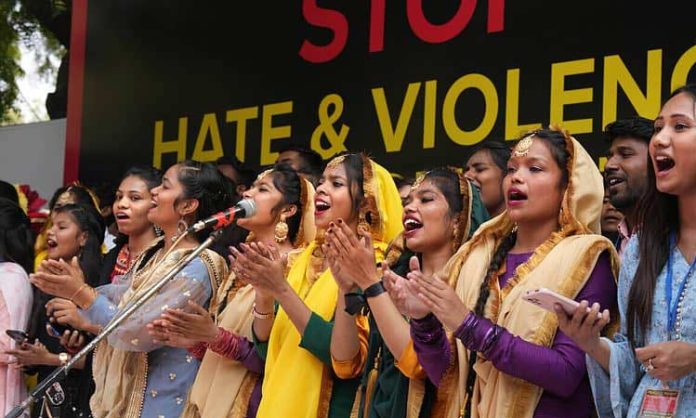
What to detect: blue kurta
<box><xmin>83</xmin><ymin>257</ymin><xmax>212</xmax><ymax>418</ymax></box>
<box><xmin>587</xmin><ymin>235</ymin><xmax>696</xmax><ymax>417</ymax></box>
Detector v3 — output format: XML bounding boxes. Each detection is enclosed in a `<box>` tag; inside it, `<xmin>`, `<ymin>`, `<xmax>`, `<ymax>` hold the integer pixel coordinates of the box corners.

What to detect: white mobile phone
<box><xmin>522</xmin><ymin>288</ymin><xmax>580</xmax><ymax>315</ymax></box>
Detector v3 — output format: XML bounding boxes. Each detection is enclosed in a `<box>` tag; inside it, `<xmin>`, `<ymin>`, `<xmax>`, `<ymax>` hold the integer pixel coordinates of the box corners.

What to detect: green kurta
<box><xmin>255</xmin><ymin>312</ymin><xmax>360</xmax><ymax>418</ymax></box>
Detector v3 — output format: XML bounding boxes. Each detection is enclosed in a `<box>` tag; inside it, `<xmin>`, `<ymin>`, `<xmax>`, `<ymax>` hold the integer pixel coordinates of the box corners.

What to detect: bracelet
<box><xmin>480</xmin><ymin>325</ymin><xmax>502</xmax><ymax>356</ymax></box>
<box><xmin>252</xmin><ymin>303</ymin><xmax>274</xmax><ymax>320</ymax></box>
<box><xmin>363</xmin><ymin>281</ymin><xmax>386</xmax><ymax>299</ymax></box>
<box><xmin>76</xmin><ymin>287</ymin><xmax>98</xmax><ymax>310</ymax></box>
<box><xmin>69</xmin><ymin>283</ymin><xmax>89</xmax><ymax>302</ymax></box>
<box><xmin>344</xmin><ymin>292</ymin><xmax>366</xmax><ymax>316</ymax></box>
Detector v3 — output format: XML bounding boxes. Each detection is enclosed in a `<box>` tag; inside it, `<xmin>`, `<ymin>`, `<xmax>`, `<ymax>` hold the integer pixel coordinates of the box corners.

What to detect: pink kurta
<box><xmin>0</xmin><ymin>262</ymin><xmax>33</xmax><ymax>417</ymax></box>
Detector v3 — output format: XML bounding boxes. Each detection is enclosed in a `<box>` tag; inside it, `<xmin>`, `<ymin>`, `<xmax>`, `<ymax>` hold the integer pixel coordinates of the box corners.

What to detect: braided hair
<box><xmin>472</xmin><ymin>231</ymin><xmax>517</xmax><ymax>316</ymax></box>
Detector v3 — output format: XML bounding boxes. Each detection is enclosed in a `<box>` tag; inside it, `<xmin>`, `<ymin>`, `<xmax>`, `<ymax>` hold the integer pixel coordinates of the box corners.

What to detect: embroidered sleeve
<box><xmin>85</xmin><ymin>258</ymin><xmax>213</xmax><ymax>353</ymax></box>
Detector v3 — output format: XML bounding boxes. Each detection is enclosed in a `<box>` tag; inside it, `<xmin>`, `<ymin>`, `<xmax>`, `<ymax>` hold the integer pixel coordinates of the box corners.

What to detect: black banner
<box><xmin>77</xmin><ymin>0</ymin><xmax>696</xmax><ymax>184</ymax></box>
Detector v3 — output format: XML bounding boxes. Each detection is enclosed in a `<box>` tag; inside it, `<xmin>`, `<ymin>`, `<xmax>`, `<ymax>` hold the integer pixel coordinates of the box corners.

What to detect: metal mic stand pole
<box><xmin>5</xmin><ymin>230</ymin><xmax>223</xmax><ymax>418</ymax></box>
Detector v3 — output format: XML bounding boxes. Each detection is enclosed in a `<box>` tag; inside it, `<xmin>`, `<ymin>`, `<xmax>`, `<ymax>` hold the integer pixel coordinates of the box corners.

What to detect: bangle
<box><xmin>76</xmin><ymin>286</ymin><xmax>97</xmax><ymax>310</ymax></box>
<box><xmin>69</xmin><ymin>283</ymin><xmax>89</xmax><ymax>302</ymax></box>
<box><xmin>252</xmin><ymin>303</ymin><xmax>274</xmax><ymax>320</ymax></box>
<box><xmin>58</xmin><ymin>352</ymin><xmax>70</xmax><ymax>366</ymax></box>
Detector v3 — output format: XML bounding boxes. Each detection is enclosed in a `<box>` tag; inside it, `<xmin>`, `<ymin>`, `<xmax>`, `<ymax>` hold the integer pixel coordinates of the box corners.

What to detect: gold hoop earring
<box><xmin>173</xmin><ymin>219</ymin><xmax>188</xmax><ymax>242</ymax></box>
<box><xmin>274</xmin><ymin>215</ymin><xmax>289</xmax><ymax>243</ymax></box>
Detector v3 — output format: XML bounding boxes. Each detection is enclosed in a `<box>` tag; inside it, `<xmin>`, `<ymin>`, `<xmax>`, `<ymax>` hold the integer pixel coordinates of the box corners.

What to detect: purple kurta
<box><xmin>411</xmin><ymin>252</ymin><xmax>616</xmax><ymax>418</ymax></box>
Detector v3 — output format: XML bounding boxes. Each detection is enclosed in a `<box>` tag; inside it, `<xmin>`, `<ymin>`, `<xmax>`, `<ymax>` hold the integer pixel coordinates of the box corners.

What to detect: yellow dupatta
<box><xmin>439</xmin><ymin>130</ymin><xmax>620</xmax><ymax>418</ymax></box>
<box><xmin>257</xmin><ymin>155</ymin><xmax>403</xmax><ymax>418</ymax></box>
<box><xmin>182</xmin><ymin>176</ymin><xmax>317</xmax><ymax>418</ymax></box>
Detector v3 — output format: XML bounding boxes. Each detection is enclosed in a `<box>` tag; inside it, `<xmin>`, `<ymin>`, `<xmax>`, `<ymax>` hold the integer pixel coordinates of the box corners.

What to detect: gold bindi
<box><xmin>514</xmin><ymin>134</ymin><xmax>535</xmax><ymax>157</ymax></box>
<box><xmin>326</xmin><ymin>154</ymin><xmax>347</xmax><ymax>171</ymax></box>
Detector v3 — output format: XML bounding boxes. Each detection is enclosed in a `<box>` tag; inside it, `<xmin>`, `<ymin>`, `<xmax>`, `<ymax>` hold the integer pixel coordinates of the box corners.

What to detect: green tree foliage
<box><xmin>0</xmin><ymin>0</ymin><xmax>69</xmax><ymax>124</ymax></box>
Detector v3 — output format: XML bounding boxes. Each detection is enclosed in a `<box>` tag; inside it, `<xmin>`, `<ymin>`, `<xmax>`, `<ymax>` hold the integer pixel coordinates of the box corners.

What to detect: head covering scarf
<box><xmin>438</xmin><ymin>127</ymin><xmax>620</xmax><ymax>418</ymax></box>
<box><xmin>362</xmin><ymin>167</ymin><xmax>489</xmax><ymax>418</ymax></box>
<box><xmin>386</xmin><ymin>167</ymin><xmax>489</xmax><ymax>267</ymax></box>
<box><xmin>257</xmin><ymin>154</ymin><xmax>403</xmax><ymax>418</ymax></box>
<box><xmin>182</xmin><ymin>174</ymin><xmax>317</xmax><ymax>418</ymax></box>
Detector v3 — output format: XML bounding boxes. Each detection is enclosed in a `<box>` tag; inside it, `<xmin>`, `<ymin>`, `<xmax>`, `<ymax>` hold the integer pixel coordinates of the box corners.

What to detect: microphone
<box><xmin>187</xmin><ymin>199</ymin><xmax>256</xmax><ymax>233</ymax></box>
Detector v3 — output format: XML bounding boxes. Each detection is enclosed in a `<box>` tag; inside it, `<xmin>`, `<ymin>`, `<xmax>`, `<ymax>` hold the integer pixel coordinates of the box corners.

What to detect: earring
<box><xmin>153</xmin><ymin>225</ymin><xmax>163</xmax><ymax>236</ymax></box>
<box><xmin>357</xmin><ymin>213</ymin><xmax>371</xmax><ymax>235</ymax></box>
<box><xmin>172</xmin><ymin>219</ymin><xmax>188</xmax><ymax>242</ymax></box>
<box><xmin>274</xmin><ymin>215</ymin><xmax>289</xmax><ymax>243</ymax></box>
<box><xmin>558</xmin><ymin>206</ymin><xmax>565</xmax><ymax>226</ymax></box>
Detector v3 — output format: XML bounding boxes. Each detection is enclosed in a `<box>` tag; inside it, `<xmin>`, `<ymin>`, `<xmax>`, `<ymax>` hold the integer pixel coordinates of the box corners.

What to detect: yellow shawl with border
<box><xmin>440</xmin><ymin>131</ymin><xmax>619</xmax><ymax>418</ymax></box>
<box><xmin>257</xmin><ymin>156</ymin><xmax>403</xmax><ymax>418</ymax></box>
<box><xmin>182</xmin><ymin>176</ymin><xmax>317</xmax><ymax>418</ymax></box>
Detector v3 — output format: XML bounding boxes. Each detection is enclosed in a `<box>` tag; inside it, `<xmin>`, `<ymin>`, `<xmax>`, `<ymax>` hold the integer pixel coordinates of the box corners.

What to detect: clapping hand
<box><xmin>31</xmin><ymin>258</ymin><xmax>86</xmax><ymax>300</ymax></box>
<box><xmin>324</xmin><ymin>219</ymin><xmax>379</xmax><ymax>293</ymax></box>
<box><xmin>407</xmin><ymin>258</ymin><xmax>469</xmax><ymax>330</ymax></box>
<box><xmin>383</xmin><ymin>257</ymin><xmax>431</xmax><ymax>319</ymax></box>
<box><xmin>230</xmin><ymin>242</ymin><xmax>288</xmax><ymax>298</ymax></box>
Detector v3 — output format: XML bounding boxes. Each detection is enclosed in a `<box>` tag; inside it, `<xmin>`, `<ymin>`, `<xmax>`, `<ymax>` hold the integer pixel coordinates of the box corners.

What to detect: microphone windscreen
<box><xmin>237</xmin><ymin>198</ymin><xmax>256</xmax><ymax>218</ymax></box>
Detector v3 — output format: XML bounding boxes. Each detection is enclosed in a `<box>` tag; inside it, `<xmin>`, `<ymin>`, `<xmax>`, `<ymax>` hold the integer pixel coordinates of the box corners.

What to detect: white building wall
<box><xmin>0</xmin><ymin>119</ymin><xmax>66</xmax><ymax>201</ymax></box>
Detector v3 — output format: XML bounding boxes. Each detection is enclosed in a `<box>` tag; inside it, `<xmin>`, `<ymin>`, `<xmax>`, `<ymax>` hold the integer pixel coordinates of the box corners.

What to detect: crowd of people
<box><xmin>0</xmin><ymin>85</ymin><xmax>694</xmax><ymax>418</ymax></box>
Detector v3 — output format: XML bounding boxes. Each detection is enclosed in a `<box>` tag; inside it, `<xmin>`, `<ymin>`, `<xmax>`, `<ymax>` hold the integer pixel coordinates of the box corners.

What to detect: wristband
<box><xmin>363</xmin><ymin>281</ymin><xmax>386</xmax><ymax>299</ymax></box>
<box><xmin>344</xmin><ymin>293</ymin><xmax>366</xmax><ymax>316</ymax></box>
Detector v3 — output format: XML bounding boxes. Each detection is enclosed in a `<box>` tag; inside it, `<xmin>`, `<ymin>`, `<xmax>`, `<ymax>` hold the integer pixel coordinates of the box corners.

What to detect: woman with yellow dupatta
<box><xmin>396</xmin><ymin>128</ymin><xmax>620</xmax><ymax>418</ymax></box>
<box><xmin>148</xmin><ymin>163</ymin><xmax>316</xmax><ymax>418</ymax></box>
<box><xmin>231</xmin><ymin>153</ymin><xmax>403</xmax><ymax>418</ymax></box>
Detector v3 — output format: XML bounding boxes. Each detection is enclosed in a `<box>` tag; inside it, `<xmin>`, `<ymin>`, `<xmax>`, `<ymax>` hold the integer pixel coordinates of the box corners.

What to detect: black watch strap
<box><xmin>363</xmin><ymin>281</ymin><xmax>386</xmax><ymax>298</ymax></box>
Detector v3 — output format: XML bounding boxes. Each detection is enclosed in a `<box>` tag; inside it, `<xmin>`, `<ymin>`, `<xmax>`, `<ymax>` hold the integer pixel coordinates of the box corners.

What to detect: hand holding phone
<box><xmin>522</xmin><ymin>288</ymin><xmax>581</xmax><ymax>316</ymax></box>
<box><xmin>5</xmin><ymin>329</ymin><xmax>29</xmax><ymax>344</ymax></box>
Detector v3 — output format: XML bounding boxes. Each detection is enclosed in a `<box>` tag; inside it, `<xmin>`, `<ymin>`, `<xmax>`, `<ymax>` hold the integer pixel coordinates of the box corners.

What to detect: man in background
<box><xmin>603</xmin><ymin>116</ymin><xmax>652</xmax><ymax>257</ymax></box>
<box><xmin>275</xmin><ymin>145</ymin><xmax>324</xmax><ymax>186</ymax></box>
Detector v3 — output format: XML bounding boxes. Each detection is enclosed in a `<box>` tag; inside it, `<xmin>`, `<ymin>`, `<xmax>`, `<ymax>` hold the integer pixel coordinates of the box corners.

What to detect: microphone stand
<box><xmin>6</xmin><ymin>229</ymin><xmax>223</xmax><ymax>418</ymax></box>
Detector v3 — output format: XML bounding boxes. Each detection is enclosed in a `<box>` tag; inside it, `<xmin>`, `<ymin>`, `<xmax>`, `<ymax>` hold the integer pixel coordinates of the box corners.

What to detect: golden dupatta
<box><xmin>440</xmin><ymin>129</ymin><xmax>619</xmax><ymax>418</ymax></box>
<box><xmin>257</xmin><ymin>156</ymin><xmax>403</xmax><ymax>418</ymax></box>
<box><xmin>90</xmin><ymin>239</ymin><xmax>227</xmax><ymax>418</ymax></box>
<box><xmin>182</xmin><ymin>176</ymin><xmax>317</xmax><ymax>418</ymax></box>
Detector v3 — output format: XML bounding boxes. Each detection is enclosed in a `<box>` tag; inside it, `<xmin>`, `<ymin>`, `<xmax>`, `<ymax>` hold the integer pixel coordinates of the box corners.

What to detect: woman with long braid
<box><xmin>392</xmin><ymin>128</ymin><xmax>619</xmax><ymax>417</ymax></box>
